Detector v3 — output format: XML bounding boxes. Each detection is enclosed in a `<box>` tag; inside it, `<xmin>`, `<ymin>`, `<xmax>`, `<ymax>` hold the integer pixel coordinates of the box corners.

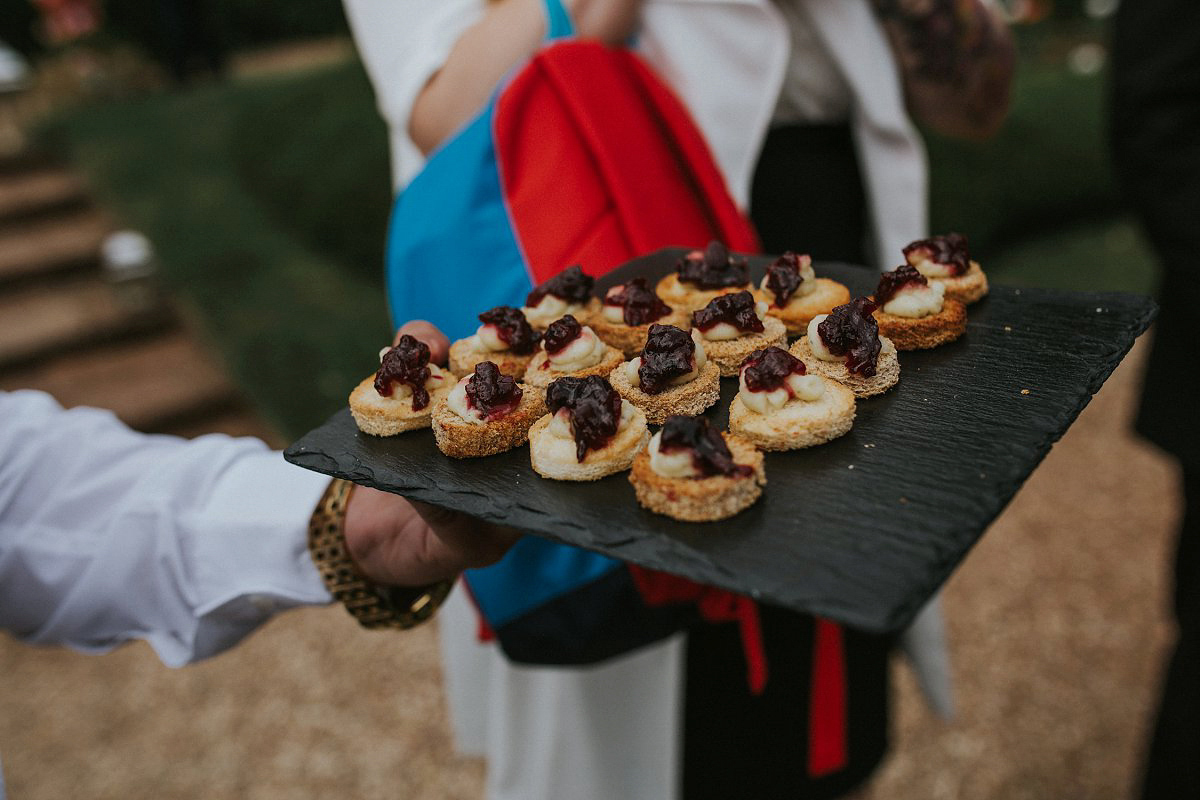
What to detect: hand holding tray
<box><xmin>285</xmin><ymin>249</ymin><xmax>1156</xmax><ymax>632</ymax></box>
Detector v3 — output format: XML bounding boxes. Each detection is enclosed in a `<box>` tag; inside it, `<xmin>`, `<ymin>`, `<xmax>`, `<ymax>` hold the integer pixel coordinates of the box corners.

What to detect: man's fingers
<box><xmin>410</xmin><ymin>500</ymin><xmax>521</xmax><ymax>569</ymax></box>
<box><xmin>394</xmin><ymin>320</ymin><xmax>450</xmax><ymax>365</ymax></box>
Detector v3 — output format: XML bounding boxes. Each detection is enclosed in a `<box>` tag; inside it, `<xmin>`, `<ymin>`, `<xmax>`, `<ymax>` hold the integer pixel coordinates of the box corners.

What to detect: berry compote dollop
<box><xmin>478</xmin><ymin>306</ymin><xmax>539</xmax><ymax>355</ymax></box>
<box><xmin>676</xmin><ymin>240</ymin><xmax>750</xmax><ymax>289</ymax></box>
<box><xmin>604</xmin><ymin>278</ymin><xmax>672</xmax><ymax>326</ymax></box>
<box><xmin>374</xmin><ymin>335</ymin><xmax>433</xmax><ymax>409</ymax></box>
<box><xmin>692</xmin><ymin>290</ymin><xmax>765</xmax><ymax>334</ymax></box>
<box><xmin>874</xmin><ymin>264</ymin><xmax>929</xmax><ymax>307</ymax></box>
<box><xmin>817</xmin><ymin>297</ymin><xmax>882</xmax><ymax>377</ymax></box>
<box><xmin>465</xmin><ymin>361</ymin><xmax>523</xmax><ymax>421</ymax></box>
<box><xmin>740</xmin><ymin>346</ymin><xmax>807</xmax><ymax>393</ymax></box>
<box><xmin>542</xmin><ymin>314</ymin><xmax>585</xmax><ymax>355</ymax></box>
<box><xmin>638</xmin><ymin>324</ymin><xmax>696</xmax><ymax>395</ymax></box>
<box><xmin>545</xmin><ymin>375</ymin><xmax>624</xmax><ymax>462</ymax></box>
<box><xmin>526</xmin><ymin>265</ymin><xmax>595</xmax><ymax>307</ymax></box>
<box><xmin>764</xmin><ymin>252</ymin><xmax>807</xmax><ymax>307</ymax></box>
<box><xmin>659</xmin><ymin>415</ymin><xmax>752</xmax><ymax>478</ymax></box>
<box><xmin>903</xmin><ymin>233</ymin><xmax>971</xmax><ymax>276</ymax></box>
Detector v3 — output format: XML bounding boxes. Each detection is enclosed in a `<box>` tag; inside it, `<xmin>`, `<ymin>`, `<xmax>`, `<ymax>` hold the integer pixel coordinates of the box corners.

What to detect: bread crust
<box><xmin>756</xmin><ymin>277</ymin><xmax>852</xmax><ymax>335</ymax></box>
<box><xmin>431</xmin><ymin>384</ymin><xmax>547</xmax><ymax>458</ymax></box>
<box><xmin>348</xmin><ymin>368</ymin><xmax>452</xmax><ymax>436</ymax></box>
<box><xmin>790</xmin><ymin>336</ymin><xmax>900</xmax><ymax>398</ymax></box>
<box><xmin>608</xmin><ymin>359</ymin><xmax>721</xmax><ymax>425</ymax></box>
<box><xmin>872</xmin><ymin>297</ymin><xmax>967</xmax><ymax>350</ymax></box>
<box><xmin>930</xmin><ymin>261</ymin><xmax>988</xmax><ymax>305</ymax></box>
<box><xmin>629</xmin><ymin>434</ymin><xmax>765</xmax><ymax>522</ymax></box>
<box><xmin>699</xmin><ymin>316</ymin><xmax>788</xmax><ymax>376</ymax></box>
<box><xmin>727</xmin><ymin>378</ymin><xmax>856</xmax><ymax>451</ymax></box>
<box><xmin>590</xmin><ymin>308</ymin><xmax>692</xmax><ymax>358</ymax></box>
<box><xmin>656</xmin><ymin>272</ymin><xmax>752</xmax><ymax>312</ymax></box>
<box><xmin>522</xmin><ymin>344</ymin><xmax>625</xmax><ymax>388</ymax></box>
<box><xmin>528</xmin><ymin>405</ymin><xmax>650</xmax><ymax>481</ymax></box>
<box><xmin>448</xmin><ymin>338</ymin><xmax>535</xmax><ymax>378</ymax></box>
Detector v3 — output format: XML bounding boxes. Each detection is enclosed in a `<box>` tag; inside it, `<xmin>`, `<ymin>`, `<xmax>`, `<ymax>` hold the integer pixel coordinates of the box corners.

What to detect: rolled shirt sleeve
<box><xmin>0</xmin><ymin>390</ymin><xmax>332</xmax><ymax>667</ymax></box>
<box><xmin>342</xmin><ymin>0</ymin><xmax>485</xmax><ymax>188</ymax></box>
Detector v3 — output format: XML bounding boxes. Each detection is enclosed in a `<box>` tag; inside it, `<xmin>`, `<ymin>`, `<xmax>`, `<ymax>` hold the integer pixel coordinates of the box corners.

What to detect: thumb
<box><xmin>395</xmin><ymin>320</ymin><xmax>451</xmax><ymax>366</ymax></box>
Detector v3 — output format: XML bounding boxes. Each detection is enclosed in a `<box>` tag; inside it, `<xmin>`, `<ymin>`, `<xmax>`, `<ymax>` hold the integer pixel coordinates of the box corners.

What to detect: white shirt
<box><xmin>0</xmin><ymin>390</ymin><xmax>332</xmax><ymax>664</ymax></box>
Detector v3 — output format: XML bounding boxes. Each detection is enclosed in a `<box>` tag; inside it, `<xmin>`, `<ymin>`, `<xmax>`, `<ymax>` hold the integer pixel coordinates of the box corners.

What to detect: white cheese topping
<box><xmin>699</xmin><ymin>301</ymin><xmax>769</xmax><ymax>341</ymax></box>
<box><xmin>522</xmin><ymin>294</ymin><xmax>577</xmax><ymax>326</ymax></box>
<box><xmin>447</xmin><ymin>375</ymin><xmax>485</xmax><ymax>424</ymax></box>
<box><xmin>882</xmin><ymin>281</ymin><xmax>945</xmax><ymax>318</ymax></box>
<box><xmin>475</xmin><ymin>324</ymin><xmax>510</xmax><ymax>352</ymax></box>
<box><xmin>806</xmin><ymin>315</ymin><xmax>842</xmax><ymax>362</ymax></box>
<box><xmin>909</xmin><ymin>255</ymin><xmax>954</xmax><ymax>278</ymax></box>
<box><xmin>759</xmin><ymin>259</ymin><xmax>817</xmax><ymax>301</ymax></box>
<box><xmin>647</xmin><ymin>430</ymin><xmax>701</xmax><ymax>479</ymax></box>
<box><xmin>547</xmin><ymin>399</ymin><xmax>634</xmax><ymax>441</ymax></box>
<box><xmin>737</xmin><ymin>370</ymin><xmax>825</xmax><ymax>414</ymax></box>
<box><xmin>601</xmin><ymin>303</ymin><xmax>625</xmax><ymax>323</ymax></box>
<box><xmin>545</xmin><ymin>325</ymin><xmax>607</xmax><ymax>371</ymax></box>
<box><xmin>368</xmin><ymin>365</ymin><xmax>448</xmax><ymax>405</ymax></box>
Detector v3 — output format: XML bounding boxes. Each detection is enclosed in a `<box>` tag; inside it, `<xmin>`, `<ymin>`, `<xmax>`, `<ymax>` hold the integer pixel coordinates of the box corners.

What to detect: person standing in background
<box><xmin>343</xmin><ymin>1</ymin><xmax>1012</xmax><ymax>797</ymax></box>
<box><xmin>1111</xmin><ymin>1</ymin><xmax>1200</xmax><ymax>796</ymax></box>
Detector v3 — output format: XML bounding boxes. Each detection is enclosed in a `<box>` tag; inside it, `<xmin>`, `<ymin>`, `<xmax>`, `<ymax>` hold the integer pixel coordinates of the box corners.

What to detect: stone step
<box><xmin>0</xmin><ymin>168</ymin><xmax>89</xmax><ymax>227</ymax></box>
<box><xmin>0</xmin><ymin>276</ymin><xmax>173</xmax><ymax>372</ymax></box>
<box><xmin>0</xmin><ymin>209</ymin><xmax>109</xmax><ymax>287</ymax></box>
<box><xmin>0</xmin><ymin>332</ymin><xmax>242</xmax><ymax>433</ymax></box>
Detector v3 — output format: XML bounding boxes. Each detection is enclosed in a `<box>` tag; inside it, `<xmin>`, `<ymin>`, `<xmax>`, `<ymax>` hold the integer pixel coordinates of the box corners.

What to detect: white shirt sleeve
<box><xmin>0</xmin><ymin>390</ymin><xmax>333</xmax><ymax>667</ymax></box>
<box><xmin>342</xmin><ymin>0</ymin><xmax>486</xmax><ymax>189</ymax></box>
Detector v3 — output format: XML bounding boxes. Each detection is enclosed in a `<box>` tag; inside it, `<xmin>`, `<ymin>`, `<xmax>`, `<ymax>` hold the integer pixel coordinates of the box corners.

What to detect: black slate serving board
<box><xmin>286</xmin><ymin>248</ymin><xmax>1156</xmax><ymax>633</ymax></box>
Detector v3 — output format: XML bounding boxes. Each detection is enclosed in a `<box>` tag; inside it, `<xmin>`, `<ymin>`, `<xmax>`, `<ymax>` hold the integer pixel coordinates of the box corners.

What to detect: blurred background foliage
<box><xmin>10</xmin><ymin>2</ymin><xmax>1155</xmax><ymax>436</ymax></box>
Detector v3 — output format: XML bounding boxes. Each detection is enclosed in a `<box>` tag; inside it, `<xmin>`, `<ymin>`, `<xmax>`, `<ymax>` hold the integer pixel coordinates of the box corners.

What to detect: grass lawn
<box><xmin>40</xmin><ymin>48</ymin><xmax>1159</xmax><ymax>436</ymax></box>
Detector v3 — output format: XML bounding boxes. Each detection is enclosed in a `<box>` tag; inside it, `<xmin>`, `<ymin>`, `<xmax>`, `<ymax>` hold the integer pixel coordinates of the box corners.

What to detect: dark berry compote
<box><xmin>874</xmin><ymin>264</ymin><xmax>929</xmax><ymax>307</ymax></box>
<box><xmin>816</xmin><ymin>297</ymin><xmax>882</xmax><ymax>377</ymax></box>
<box><xmin>692</xmin><ymin>291</ymin><xmax>765</xmax><ymax>335</ymax></box>
<box><xmin>465</xmin><ymin>361</ymin><xmax>523</xmax><ymax>421</ymax></box>
<box><xmin>903</xmin><ymin>233</ymin><xmax>970</xmax><ymax>276</ymax></box>
<box><xmin>638</xmin><ymin>324</ymin><xmax>696</xmax><ymax>395</ymax></box>
<box><xmin>478</xmin><ymin>306</ymin><xmax>539</xmax><ymax>355</ymax></box>
<box><xmin>764</xmin><ymin>252</ymin><xmax>809</xmax><ymax>307</ymax></box>
<box><xmin>604</xmin><ymin>278</ymin><xmax>672</xmax><ymax>326</ymax></box>
<box><xmin>545</xmin><ymin>375</ymin><xmax>624</xmax><ymax>462</ymax></box>
<box><xmin>374</xmin><ymin>335</ymin><xmax>433</xmax><ymax>410</ymax></box>
<box><xmin>658</xmin><ymin>415</ymin><xmax>752</xmax><ymax>478</ymax></box>
<box><xmin>527</xmin><ymin>265</ymin><xmax>594</xmax><ymax>307</ymax></box>
<box><xmin>542</xmin><ymin>314</ymin><xmax>584</xmax><ymax>355</ymax></box>
<box><xmin>676</xmin><ymin>240</ymin><xmax>750</xmax><ymax>289</ymax></box>
<box><xmin>739</xmin><ymin>347</ymin><xmax>806</xmax><ymax>393</ymax></box>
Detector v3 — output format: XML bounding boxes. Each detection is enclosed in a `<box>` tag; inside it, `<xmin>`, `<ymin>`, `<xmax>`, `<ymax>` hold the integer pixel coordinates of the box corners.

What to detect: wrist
<box><xmin>308</xmin><ymin>479</ymin><xmax>452</xmax><ymax>629</ymax></box>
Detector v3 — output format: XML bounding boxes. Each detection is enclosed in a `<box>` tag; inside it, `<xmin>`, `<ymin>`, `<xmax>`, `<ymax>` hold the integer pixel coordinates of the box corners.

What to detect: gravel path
<box><xmin>0</xmin><ymin>336</ymin><xmax>1176</xmax><ymax>799</ymax></box>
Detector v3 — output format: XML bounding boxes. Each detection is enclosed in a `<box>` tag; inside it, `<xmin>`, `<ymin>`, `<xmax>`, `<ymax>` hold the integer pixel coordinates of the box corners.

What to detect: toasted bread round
<box><xmin>872</xmin><ymin>297</ymin><xmax>967</xmax><ymax>350</ymax></box>
<box><xmin>522</xmin><ymin>344</ymin><xmax>625</xmax><ymax>389</ymax></box>
<box><xmin>448</xmin><ymin>338</ymin><xmax>535</xmax><ymax>378</ymax></box>
<box><xmin>523</xmin><ymin>297</ymin><xmax>602</xmax><ymax>332</ymax></box>
<box><xmin>756</xmin><ymin>277</ymin><xmax>852</xmax><ymax>335</ymax></box>
<box><xmin>590</xmin><ymin>308</ymin><xmax>692</xmax><ymax>358</ymax></box>
<box><xmin>656</xmin><ymin>272</ymin><xmax>752</xmax><ymax>312</ymax></box>
<box><xmin>930</xmin><ymin>261</ymin><xmax>988</xmax><ymax>305</ymax></box>
<box><xmin>699</xmin><ymin>316</ymin><xmax>788</xmax><ymax>376</ymax></box>
<box><xmin>790</xmin><ymin>335</ymin><xmax>900</xmax><ymax>398</ymax></box>
<box><xmin>629</xmin><ymin>433</ymin><xmax>765</xmax><ymax>522</ymax></box>
<box><xmin>348</xmin><ymin>368</ymin><xmax>452</xmax><ymax>436</ymax></box>
<box><xmin>727</xmin><ymin>378</ymin><xmax>856</xmax><ymax>450</ymax></box>
<box><xmin>608</xmin><ymin>359</ymin><xmax>721</xmax><ymax>425</ymax></box>
<box><xmin>431</xmin><ymin>383</ymin><xmax>547</xmax><ymax>458</ymax></box>
<box><xmin>528</xmin><ymin>404</ymin><xmax>650</xmax><ymax>481</ymax></box>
